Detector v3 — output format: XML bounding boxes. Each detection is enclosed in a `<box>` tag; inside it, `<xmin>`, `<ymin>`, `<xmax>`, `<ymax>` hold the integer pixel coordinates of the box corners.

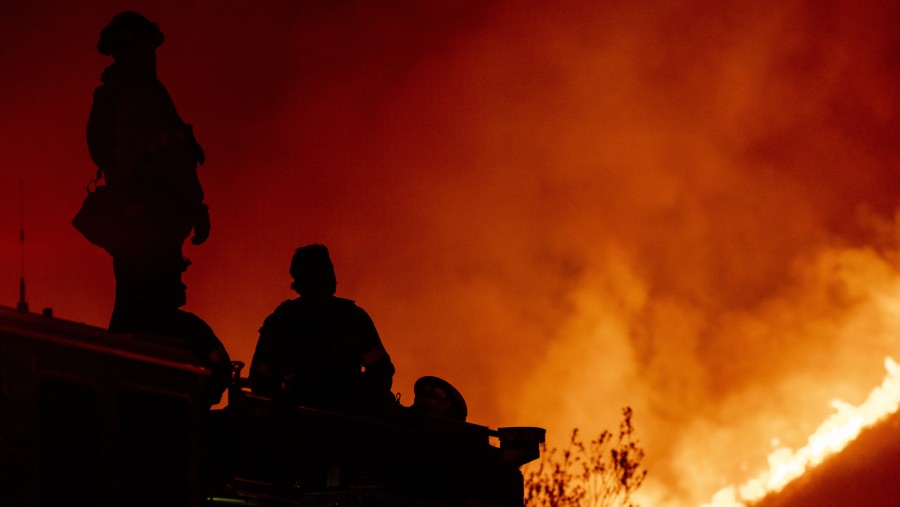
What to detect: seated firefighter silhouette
<box><xmin>249</xmin><ymin>245</ymin><xmax>397</xmax><ymax>412</ymax></box>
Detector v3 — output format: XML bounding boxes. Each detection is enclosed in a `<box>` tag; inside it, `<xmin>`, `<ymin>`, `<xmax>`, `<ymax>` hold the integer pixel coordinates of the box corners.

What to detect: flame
<box><xmin>702</xmin><ymin>357</ymin><xmax>900</xmax><ymax>507</ymax></box>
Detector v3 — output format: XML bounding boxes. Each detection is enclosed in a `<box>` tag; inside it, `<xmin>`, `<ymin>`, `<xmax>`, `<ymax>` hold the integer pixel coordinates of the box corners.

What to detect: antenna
<box><xmin>17</xmin><ymin>180</ymin><xmax>29</xmax><ymax>313</ymax></box>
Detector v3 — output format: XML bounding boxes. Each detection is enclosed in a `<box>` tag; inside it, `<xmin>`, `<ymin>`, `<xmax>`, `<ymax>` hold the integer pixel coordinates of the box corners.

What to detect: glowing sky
<box><xmin>2</xmin><ymin>1</ymin><xmax>900</xmax><ymax>505</ymax></box>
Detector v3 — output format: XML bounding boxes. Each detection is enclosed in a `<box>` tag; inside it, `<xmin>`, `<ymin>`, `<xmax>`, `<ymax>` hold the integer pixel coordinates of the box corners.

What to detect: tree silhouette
<box><xmin>524</xmin><ymin>407</ymin><xmax>647</xmax><ymax>507</ymax></box>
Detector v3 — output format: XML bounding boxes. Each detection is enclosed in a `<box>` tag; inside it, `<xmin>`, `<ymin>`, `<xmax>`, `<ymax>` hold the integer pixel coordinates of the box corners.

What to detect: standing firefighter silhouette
<box><xmin>75</xmin><ymin>11</ymin><xmax>210</xmax><ymax>333</ymax></box>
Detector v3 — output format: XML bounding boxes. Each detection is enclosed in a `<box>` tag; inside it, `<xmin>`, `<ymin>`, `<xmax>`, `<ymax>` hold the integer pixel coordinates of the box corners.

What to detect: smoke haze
<box><xmin>2</xmin><ymin>1</ymin><xmax>900</xmax><ymax>505</ymax></box>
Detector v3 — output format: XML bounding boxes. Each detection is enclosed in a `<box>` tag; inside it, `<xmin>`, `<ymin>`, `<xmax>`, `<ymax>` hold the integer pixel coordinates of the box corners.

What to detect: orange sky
<box><xmin>2</xmin><ymin>1</ymin><xmax>900</xmax><ymax>505</ymax></box>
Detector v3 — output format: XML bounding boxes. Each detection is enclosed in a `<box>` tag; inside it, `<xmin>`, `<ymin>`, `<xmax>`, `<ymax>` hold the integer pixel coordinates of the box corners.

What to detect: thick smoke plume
<box><xmin>2</xmin><ymin>1</ymin><xmax>900</xmax><ymax>505</ymax></box>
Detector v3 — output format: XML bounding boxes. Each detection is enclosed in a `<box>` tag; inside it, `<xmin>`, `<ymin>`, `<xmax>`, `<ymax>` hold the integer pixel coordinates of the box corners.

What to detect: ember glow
<box><xmin>703</xmin><ymin>357</ymin><xmax>900</xmax><ymax>506</ymax></box>
<box><xmin>2</xmin><ymin>1</ymin><xmax>900</xmax><ymax>506</ymax></box>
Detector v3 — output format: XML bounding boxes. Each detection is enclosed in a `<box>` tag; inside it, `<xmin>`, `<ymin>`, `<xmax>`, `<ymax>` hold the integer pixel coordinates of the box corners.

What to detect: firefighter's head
<box><xmin>97</xmin><ymin>11</ymin><xmax>164</xmax><ymax>59</ymax></box>
<box><xmin>412</xmin><ymin>376</ymin><xmax>468</xmax><ymax>421</ymax></box>
<box><xmin>290</xmin><ymin>244</ymin><xmax>337</xmax><ymax>297</ymax></box>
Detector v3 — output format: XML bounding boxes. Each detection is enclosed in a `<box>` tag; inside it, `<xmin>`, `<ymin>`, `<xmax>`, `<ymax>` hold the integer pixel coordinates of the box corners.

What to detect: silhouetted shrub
<box><xmin>524</xmin><ymin>407</ymin><xmax>647</xmax><ymax>507</ymax></box>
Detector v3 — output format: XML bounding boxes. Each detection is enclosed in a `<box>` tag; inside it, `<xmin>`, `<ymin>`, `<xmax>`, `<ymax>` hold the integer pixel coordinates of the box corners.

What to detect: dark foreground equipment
<box><xmin>0</xmin><ymin>306</ymin><xmax>544</xmax><ymax>507</ymax></box>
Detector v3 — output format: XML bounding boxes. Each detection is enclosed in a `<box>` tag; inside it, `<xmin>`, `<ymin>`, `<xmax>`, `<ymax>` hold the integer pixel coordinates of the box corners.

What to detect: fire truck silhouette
<box><xmin>0</xmin><ymin>305</ymin><xmax>544</xmax><ymax>506</ymax></box>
